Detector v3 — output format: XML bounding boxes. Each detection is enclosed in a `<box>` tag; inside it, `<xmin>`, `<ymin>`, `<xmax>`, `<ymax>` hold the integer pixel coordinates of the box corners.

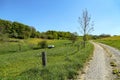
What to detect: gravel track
<box><xmin>77</xmin><ymin>42</ymin><xmax>113</xmax><ymax>80</ymax></box>
<box><xmin>100</xmin><ymin>43</ymin><xmax>120</xmax><ymax>79</ymax></box>
<box><xmin>100</xmin><ymin>43</ymin><xmax>120</xmax><ymax>67</ymax></box>
<box><xmin>84</xmin><ymin>42</ymin><xmax>112</xmax><ymax>80</ymax></box>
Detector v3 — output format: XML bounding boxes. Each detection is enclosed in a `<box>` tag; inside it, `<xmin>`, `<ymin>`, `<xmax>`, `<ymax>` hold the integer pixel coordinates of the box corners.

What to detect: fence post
<box><xmin>42</xmin><ymin>51</ymin><xmax>47</xmax><ymax>67</ymax></box>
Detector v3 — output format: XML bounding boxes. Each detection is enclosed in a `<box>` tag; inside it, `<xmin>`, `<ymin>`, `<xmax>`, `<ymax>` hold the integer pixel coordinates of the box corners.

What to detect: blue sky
<box><xmin>0</xmin><ymin>0</ymin><xmax>120</xmax><ymax>35</ymax></box>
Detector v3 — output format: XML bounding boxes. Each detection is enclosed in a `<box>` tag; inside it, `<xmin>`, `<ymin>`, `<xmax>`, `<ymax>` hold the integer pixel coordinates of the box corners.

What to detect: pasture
<box><xmin>0</xmin><ymin>38</ymin><xmax>93</xmax><ymax>80</ymax></box>
<box><xmin>96</xmin><ymin>36</ymin><xmax>120</xmax><ymax>50</ymax></box>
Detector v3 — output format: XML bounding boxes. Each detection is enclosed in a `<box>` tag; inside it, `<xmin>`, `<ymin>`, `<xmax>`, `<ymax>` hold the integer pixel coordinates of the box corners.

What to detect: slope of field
<box><xmin>0</xmin><ymin>39</ymin><xmax>93</xmax><ymax>80</ymax></box>
<box><xmin>96</xmin><ymin>36</ymin><xmax>120</xmax><ymax>50</ymax></box>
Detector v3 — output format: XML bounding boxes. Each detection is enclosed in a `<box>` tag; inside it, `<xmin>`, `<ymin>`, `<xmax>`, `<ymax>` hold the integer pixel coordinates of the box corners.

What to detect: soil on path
<box><xmin>77</xmin><ymin>42</ymin><xmax>113</xmax><ymax>80</ymax></box>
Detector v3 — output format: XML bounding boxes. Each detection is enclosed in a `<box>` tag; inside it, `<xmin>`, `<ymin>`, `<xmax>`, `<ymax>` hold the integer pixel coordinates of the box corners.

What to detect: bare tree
<box><xmin>78</xmin><ymin>9</ymin><xmax>94</xmax><ymax>48</ymax></box>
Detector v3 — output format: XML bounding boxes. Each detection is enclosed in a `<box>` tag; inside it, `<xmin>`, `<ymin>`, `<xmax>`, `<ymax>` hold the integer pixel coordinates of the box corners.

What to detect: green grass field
<box><xmin>0</xmin><ymin>38</ymin><xmax>93</xmax><ymax>80</ymax></box>
<box><xmin>96</xmin><ymin>36</ymin><xmax>120</xmax><ymax>50</ymax></box>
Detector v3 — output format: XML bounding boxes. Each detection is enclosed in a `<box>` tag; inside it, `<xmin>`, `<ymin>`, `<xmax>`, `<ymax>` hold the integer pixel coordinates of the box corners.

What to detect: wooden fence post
<box><xmin>42</xmin><ymin>51</ymin><xmax>47</xmax><ymax>67</ymax></box>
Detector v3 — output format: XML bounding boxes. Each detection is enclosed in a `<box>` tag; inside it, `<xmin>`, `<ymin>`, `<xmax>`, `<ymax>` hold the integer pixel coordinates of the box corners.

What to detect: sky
<box><xmin>0</xmin><ymin>0</ymin><xmax>120</xmax><ymax>35</ymax></box>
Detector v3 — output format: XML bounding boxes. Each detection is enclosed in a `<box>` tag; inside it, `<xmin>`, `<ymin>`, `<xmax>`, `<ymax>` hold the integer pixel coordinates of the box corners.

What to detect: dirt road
<box><xmin>77</xmin><ymin>42</ymin><xmax>117</xmax><ymax>80</ymax></box>
<box><xmin>84</xmin><ymin>42</ymin><xmax>113</xmax><ymax>80</ymax></box>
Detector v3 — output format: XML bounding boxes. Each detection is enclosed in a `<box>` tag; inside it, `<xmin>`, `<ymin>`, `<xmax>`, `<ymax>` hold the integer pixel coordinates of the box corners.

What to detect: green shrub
<box><xmin>38</xmin><ymin>40</ymin><xmax>48</xmax><ymax>49</ymax></box>
<box><xmin>110</xmin><ymin>61</ymin><xmax>117</xmax><ymax>67</ymax></box>
<box><xmin>113</xmin><ymin>69</ymin><xmax>119</xmax><ymax>74</ymax></box>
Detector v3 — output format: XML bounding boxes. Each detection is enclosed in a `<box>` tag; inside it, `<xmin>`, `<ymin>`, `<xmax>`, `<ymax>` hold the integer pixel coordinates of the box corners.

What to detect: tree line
<box><xmin>0</xmin><ymin>19</ymin><xmax>77</xmax><ymax>40</ymax></box>
<box><xmin>41</xmin><ymin>31</ymin><xmax>77</xmax><ymax>40</ymax></box>
<box><xmin>0</xmin><ymin>19</ymin><xmax>40</xmax><ymax>39</ymax></box>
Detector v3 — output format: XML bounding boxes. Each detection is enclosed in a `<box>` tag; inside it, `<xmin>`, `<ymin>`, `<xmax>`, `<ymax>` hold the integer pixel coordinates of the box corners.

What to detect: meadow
<box><xmin>0</xmin><ymin>38</ymin><xmax>93</xmax><ymax>80</ymax></box>
<box><xmin>96</xmin><ymin>36</ymin><xmax>120</xmax><ymax>50</ymax></box>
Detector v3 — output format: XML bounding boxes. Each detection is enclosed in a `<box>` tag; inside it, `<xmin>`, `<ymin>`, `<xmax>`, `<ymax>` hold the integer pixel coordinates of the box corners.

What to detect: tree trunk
<box><xmin>83</xmin><ymin>34</ymin><xmax>86</xmax><ymax>48</ymax></box>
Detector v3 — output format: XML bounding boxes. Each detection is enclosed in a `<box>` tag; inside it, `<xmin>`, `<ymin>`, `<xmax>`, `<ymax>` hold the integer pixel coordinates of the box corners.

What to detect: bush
<box><xmin>110</xmin><ymin>61</ymin><xmax>117</xmax><ymax>67</ymax></box>
<box><xmin>38</xmin><ymin>40</ymin><xmax>47</xmax><ymax>49</ymax></box>
<box><xmin>113</xmin><ymin>69</ymin><xmax>119</xmax><ymax>74</ymax></box>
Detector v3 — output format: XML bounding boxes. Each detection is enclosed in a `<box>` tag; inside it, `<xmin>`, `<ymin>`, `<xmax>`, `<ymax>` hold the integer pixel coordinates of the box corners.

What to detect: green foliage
<box><xmin>110</xmin><ymin>61</ymin><xmax>117</xmax><ymax>67</ymax></box>
<box><xmin>0</xmin><ymin>33</ymin><xmax>9</xmax><ymax>41</ymax></box>
<box><xmin>112</xmin><ymin>68</ymin><xmax>120</xmax><ymax>80</ymax></box>
<box><xmin>98</xmin><ymin>34</ymin><xmax>111</xmax><ymax>38</ymax></box>
<box><xmin>69</xmin><ymin>32</ymin><xmax>78</xmax><ymax>44</ymax></box>
<box><xmin>0</xmin><ymin>19</ymin><xmax>40</xmax><ymax>39</ymax></box>
<box><xmin>41</xmin><ymin>30</ymin><xmax>75</xmax><ymax>40</ymax></box>
<box><xmin>0</xmin><ymin>19</ymin><xmax>78</xmax><ymax>40</ymax></box>
<box><xmin>113</xmin><ymin>69</ymin><xmax>119</xmax><ymax>74</ymax></box>
<box><xmin>38</xmin><ymin>40</ymin><xmax>48</xmax><ymax>49</ymax></box>
<box><xmin>86</xmin><ymin>34</ymin><xmax>111</xmax><ymax>40</ymax></box>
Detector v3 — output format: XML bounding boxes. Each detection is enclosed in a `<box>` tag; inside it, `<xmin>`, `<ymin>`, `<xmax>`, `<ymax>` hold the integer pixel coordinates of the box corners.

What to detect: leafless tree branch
<box><xmin>78</xmin><ymin>9</ymin><xmax>94</xmax><ymax>48</ymax></box>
